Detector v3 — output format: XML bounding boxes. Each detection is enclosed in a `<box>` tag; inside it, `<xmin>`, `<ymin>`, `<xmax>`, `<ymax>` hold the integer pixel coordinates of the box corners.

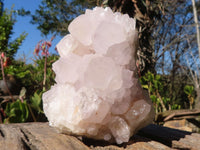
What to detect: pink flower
<box><xmin>34</xmin><ymin>43</ymin><xmax>41</xmax><ymax>56</ymax></box>
<box><xmin>46</xmin><ymin>41</ymin><xmax>52</xmax><ymax>47</ymax></box>
<box><xmin>1</xmin><ymin>52</ymin><xmax>5</xmax><ymax>58</ymax></box>
<box><xmin>34</xmin><ymin>36</ymin><xmax>55</xmax><ymax>57</ymax></box>
<box><xmin>3</xmin><ymin>57</ymin><xmax>11</xmax><ymax>67</ymax></box>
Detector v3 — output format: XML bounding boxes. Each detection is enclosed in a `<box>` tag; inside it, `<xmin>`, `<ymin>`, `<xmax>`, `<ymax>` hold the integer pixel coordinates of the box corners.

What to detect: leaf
<box><xmin>147</xmin><ymin>72</ymin><xmax>154</xmax><ymax>82</ymax></box>
<box><xmin>184</xmin><ymin>85</ymin><xmax>194</xmax><ymax>95</ymax></box>
<box><xmin>5</xmin><ymin>100</ymin><xmax>29</xmax><ymax>123</ymax></box>
<box><xmin>16</xmin><ymin>70</ymin><xmax>31</xmax><ymax>78</ymax></box>
<box><xmin>142</xmin><ymin>84</ymin><xmax>149</xmax><ymax>89</ymax></box>
<box><xmin>155</xmin><ymin>74</ymin><xmax>161</xmax><ymax>81</ymax></box>
<box><xmin>30</xmin><ymin>92</ymin><xmax>43</xmax><ymax>113</ymax></box>
<box><xmin>150</xmin><ymin>95</ymin><xmax>157</xmax><ymax>103</ymax></box>
<box><xmin>162</xmin><ymin>97</ymin><xmax>170</xmax><ymax>103</ymax></box>
<box><xmin>153</xmin><ymin>80</ymin><xmax>158</xmax><ymax>89</ymax></box>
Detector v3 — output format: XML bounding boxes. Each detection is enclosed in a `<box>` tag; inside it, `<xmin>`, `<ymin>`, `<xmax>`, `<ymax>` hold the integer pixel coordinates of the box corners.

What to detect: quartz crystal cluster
<box><xmin>42</xmin><ymin>7</ymin><xmax>154</xmax><ymax>144</ymax></box>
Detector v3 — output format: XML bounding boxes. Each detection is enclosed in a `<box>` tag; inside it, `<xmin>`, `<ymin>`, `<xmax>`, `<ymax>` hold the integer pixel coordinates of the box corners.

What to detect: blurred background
<box><xmin>0</xmin><ymin>0</ymin><xmax>200</xmax><ymax>132</ymax></box>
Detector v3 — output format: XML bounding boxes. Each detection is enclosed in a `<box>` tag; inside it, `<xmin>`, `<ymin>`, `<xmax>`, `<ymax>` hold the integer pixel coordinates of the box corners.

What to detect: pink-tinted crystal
<box><xmin>42</xmin><ymin>7</ymin><xmax>154</xmax><ymax>144</ymax></box>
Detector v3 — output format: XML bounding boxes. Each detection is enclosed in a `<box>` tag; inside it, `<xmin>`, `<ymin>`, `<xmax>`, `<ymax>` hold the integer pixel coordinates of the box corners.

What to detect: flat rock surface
<box><xmin>0</xmin><ymin>122</ymin><xmax>199</xmax><ymax>150</ymax></box>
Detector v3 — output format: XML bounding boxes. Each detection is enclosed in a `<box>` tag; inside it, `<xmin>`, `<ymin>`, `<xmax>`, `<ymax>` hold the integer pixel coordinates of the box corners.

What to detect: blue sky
<box><xmin>4</xmin><ymin>0</ymin><xmax>62</xmax><ymax>63</ymax></box>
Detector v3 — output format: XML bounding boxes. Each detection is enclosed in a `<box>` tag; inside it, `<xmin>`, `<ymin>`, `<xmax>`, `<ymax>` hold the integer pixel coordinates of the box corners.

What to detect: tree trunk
<box><xmin>191</xmin><ymin>0</ymin><xmax>200</xmax><ymax>55</ymax></box>
<box><xmin>191</xmin><ymin>0</ymin><xmax>200</xmax><ymax>110</ymax></box>
<box><xmin>195</xmin><ymin>88</ymin><xmax>200</xmax><ymax>109</ymax></box>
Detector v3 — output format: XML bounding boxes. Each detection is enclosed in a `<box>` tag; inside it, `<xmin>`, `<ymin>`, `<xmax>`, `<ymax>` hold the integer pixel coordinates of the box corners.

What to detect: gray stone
<box><xmin>0</xmin><ymin>122</ymin><xmax>199</xmax><ymax>150</ymax></box>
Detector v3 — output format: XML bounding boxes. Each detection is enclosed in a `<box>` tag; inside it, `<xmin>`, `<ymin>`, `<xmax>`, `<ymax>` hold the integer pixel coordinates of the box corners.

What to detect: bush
<box><xmin>0</xmin><ymin>54</ymin><xmax>58</xmax><ymax>123</ymax></box>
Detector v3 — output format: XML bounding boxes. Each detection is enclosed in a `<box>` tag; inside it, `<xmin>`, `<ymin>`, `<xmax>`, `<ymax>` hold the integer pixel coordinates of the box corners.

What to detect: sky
<box><xmin>4</xmin><ymin>0</ymin><xmax>62</xmax><ymax>63</ymax></box>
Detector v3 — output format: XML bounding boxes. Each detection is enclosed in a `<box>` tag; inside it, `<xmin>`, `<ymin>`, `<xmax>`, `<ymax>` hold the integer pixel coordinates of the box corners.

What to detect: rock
<box><xmin>164</xmin><ymin>119</ymin><xmax>200</xmax><ymax>132</ymax></box>
<box><xmin>0</xmin><ymin>122</ymin><xmax>199</xmax><ymax>150</ymax></box>
<box><xmin>155</xmin><ymin>109</ymin><xmax>200</xmax><ymax>132</ymax></box>
<box><xmin>0</xmin><ymin>123</ymin><xmax>89</xmax><ymax>150</ymax></box>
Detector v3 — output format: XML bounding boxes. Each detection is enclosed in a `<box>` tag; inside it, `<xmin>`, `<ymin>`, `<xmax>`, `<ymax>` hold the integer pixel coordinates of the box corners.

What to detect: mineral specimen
<box><xmin>42</xmin><ymin>7</ymin><xmax>155</xmax><ymax>144</ymax></box>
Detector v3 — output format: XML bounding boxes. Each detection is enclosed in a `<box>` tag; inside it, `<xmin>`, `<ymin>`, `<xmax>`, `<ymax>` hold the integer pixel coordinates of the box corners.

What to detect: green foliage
<box><xmin>184</xmin><ymin>85</ymin><xmax>195</xmax><ymax>109</ymax></box>
<box><xmin>3</xmin><ymin>61</ymin><xmax>31</xmax><ymax>78</ymax></box>
<box><xmin>0</xmin><ymin>1</ymin><xmax>3</xmax><ymax>16</ymax></box>
<box><xmin>184</xmin><ymin>85</ymin><xmax>194</xmax><ymax>95</ymax></box>
<box><xmin>16</xmin><ymin>8</ymin><xmax>31</xmax><ymax>16</ymax></box>
<box><xmin>2</xmin><ymin>61</ymin><xmax>34</xmax><ymax>93</ymax></box>
<box><xmin>30</xmin><ymin>91</ymin><xmax>43</xmax><ymax>114</ymax></box>
<box><xmin>0</xmin><ymin>3</ymin><xmax>57</xmax><ymax>123</ymax></box>
<box><xmin>32</xmin><ymin>55</ymin><xmax>58</xmax><ymax>91</ymax></box>
<box><xmin>140</xmin><ymin>71</ymin><xmax>181</xmax><ymax>113</ymax></box>
<box><xmin>0</xmin><ymin>8</ymin><xmax>27</xmax><ymax>59</ymax></box>
<box><xmin>171</xmin><ymin>104</ymin><xmax>181</xmax><ymax>110</ymax></box>
<box><xmin>140</xmin><ymin>71</ymin><xmax>162</xmax><ymax>93</ymax></box>
<box><xmin>4</xmin><ymin>100</ymin><xmax>29</xmax><ymax>123</ymax></box>
<box><xmin>31</xmin><ymin>0</ymin><xmax>98</xmax><ymax>35</ymax></box>
<box><xmin>0</xmin><ymin>54</ymin><xmax>58</xmax><ymax>123</ymax></box>
<box><xmin>2</xmin><ymin>54</ymin><xmax>58</xmax><ymax>93</ymax></box>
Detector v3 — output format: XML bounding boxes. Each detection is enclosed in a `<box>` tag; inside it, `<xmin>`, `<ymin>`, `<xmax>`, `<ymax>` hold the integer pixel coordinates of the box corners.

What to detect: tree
<box><xmin>0</xmin><ymin>1</ymin><xmax>27</xmax><ymax>59</ymax></box>
<box><xmin>152</xmin><ymin>1</ymin><xmax>192</xmax><ymax>105</ymax></box>
<box><xmin>152</xmin><ymin>0</ymin><xmax>200</xmax><ymax>109</ymax></box>
<box><xmin>31</xmin><ymin>0</ymin><xmax>100</xmax><ymax>36</ymax></box>
<box><xmin>0</xmin><ymin>0</ymin><xmax>3</xmax><ymax>16</ymax></box>
<box><xmin>191</xmin><ymin>0</ymin><xmax>200</xmax><ymax>54</ymax></box>
<box><xmin>184</xmin><ymin>0</ymin><xmax>200</xmax><ymax>109</ymax></box>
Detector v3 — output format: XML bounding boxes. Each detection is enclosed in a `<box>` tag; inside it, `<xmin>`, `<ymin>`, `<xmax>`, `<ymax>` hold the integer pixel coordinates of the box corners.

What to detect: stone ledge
<box><xmin>0</xmin><ymin>122</ymin><xmax>199</xmax><ymax>150</ymax></box>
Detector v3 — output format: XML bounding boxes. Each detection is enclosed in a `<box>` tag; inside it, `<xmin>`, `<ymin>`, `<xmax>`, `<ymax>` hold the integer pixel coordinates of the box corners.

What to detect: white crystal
<box><xmin>108</xmin><ymin>116</ymin><xmax>130</xmax><ymax>144</ymax></box>
<box><xmin>82</xmin><ymin>55</ymin><xmax>122</xmax><ymax>91</ymax></box>
<box><xmin>106</xmin><ymin>42</ymin><xmax>133</xmax><ymax>66</ymax></box>
<box><xmin>56</xmin><ymin>34</ymin><xmax>94</xmax><ymax>57</ymax></box>
<box><xmin>53</xmin><ymin>54</ymin><xmax>81</xmax><ymax>84</ymax></box>
<box><xmin>92</xmin><ymin>21</ymin><xmax>126</xmax><ymax>54</ymax></box>
<box><xmin>42</xmin><ymin>7</ymin><xmax>154</xmax><ymax>144</ymax></box>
